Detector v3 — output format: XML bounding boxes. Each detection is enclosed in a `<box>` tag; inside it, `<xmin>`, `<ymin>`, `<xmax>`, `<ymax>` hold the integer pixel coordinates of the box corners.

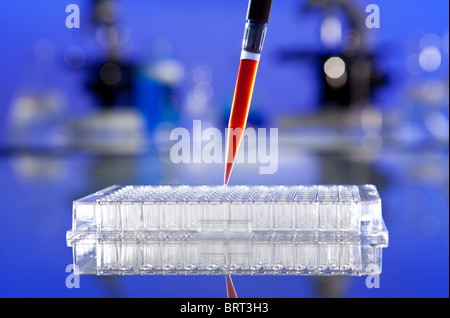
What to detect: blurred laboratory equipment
<box><xmin>84</xmin><ymin>0</ymin><xmax>184</xmax><ymax>135</ymax></box>
<box><xmin>85</xmin><ymin>0</ymin><xmax>134</xmax><ymax>107</ymax></box>
<box><xmin>281</xmin><ymin>0</ymin><xmax>387</xmax><ymax>109</ymax></box>
<box><xmin>275</xmin><ymin>0</ymin><xmax>389</xmax><ymax>186</ymax></box>
<box><xmin>392</xmin><ymin>30</ymin><xmax>449</xmax><ymax>151</ymax></box>
<box><xmin>274</xmin><ymin>1</ymin><xmax>389</xmax><ymax>192</ymax></box>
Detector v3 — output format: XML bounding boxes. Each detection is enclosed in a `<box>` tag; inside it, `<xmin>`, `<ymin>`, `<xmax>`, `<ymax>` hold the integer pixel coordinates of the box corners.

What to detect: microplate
<box><xmin>66</xmin><ymin>185</ymin><xmax>388</xmax><ymax>276</ymax></box>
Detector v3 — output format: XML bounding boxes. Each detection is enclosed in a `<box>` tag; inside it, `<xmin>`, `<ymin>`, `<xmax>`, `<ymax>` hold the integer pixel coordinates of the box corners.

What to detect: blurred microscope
<box><xmin>72</xmin><ymin>0</ymin><xmax>183</xmax><ymax>156</ymax></box>
<box><xmin>279</xmin><ymin>0</ymin><xmax>389</xmax><ymax>185</ymax></box>
<box><xmin>7</xmin><ymin>0</ymin><xmax>185</xmax><ymax>187</ymax></box>
<box><xmin>281</xmin><ymin>0</ymin><xmax>387</xmax><ymax>108</ymax></box>
<box><xmin>281</xmin><ymin>0</ymin><xmax>387</xmax><ymax>115</ymax></box>
<box><xmin>73</xmin><ymin>0</ymin><xmax>185</xmax><ymax>188</ymax></box>
<box><xmin>67</xmin><ymin>0</ymin><xmax>145</xmax><ymax>158</ymax></box>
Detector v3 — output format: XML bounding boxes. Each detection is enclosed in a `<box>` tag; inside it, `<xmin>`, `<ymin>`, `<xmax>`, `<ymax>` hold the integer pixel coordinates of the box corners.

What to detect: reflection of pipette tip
<box><xmin>226</xmin><ymin>275</ymin><xmax>238</xmax><ymax>298</ymax></box>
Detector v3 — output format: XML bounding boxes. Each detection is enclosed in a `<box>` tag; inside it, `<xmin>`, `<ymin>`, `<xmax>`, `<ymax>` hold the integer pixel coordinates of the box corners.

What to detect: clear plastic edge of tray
<box><xmin>67</xmin><ymin>185</ymin><xmax>388</xmax><ymax>276</ymax></box>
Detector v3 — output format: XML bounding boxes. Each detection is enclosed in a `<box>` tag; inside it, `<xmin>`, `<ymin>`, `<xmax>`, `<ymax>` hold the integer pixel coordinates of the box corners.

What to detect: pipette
<box><xmin>224</xmin><ymin>0</ymin><xmax>273</xmax><ymax>185</ymax></box>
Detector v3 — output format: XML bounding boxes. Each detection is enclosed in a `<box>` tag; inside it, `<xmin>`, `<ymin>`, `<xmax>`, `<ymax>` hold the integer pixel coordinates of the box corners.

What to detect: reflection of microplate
<box><xmin>67</xmin><ymin>185</ymin><xmax>388</xmax><ymax>276</ymax></box>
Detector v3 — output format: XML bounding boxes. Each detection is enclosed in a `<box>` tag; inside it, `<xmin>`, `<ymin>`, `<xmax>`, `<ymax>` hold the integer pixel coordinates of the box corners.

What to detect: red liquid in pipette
<box><xmin>224</xmin><ymin>58</ymin><xmax>259</xmax><ymax>185</ymax></box>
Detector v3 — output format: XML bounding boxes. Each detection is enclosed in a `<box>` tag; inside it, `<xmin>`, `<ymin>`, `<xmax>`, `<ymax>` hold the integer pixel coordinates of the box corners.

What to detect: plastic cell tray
<box><xmin>66</xmin><ymin>184</ymin><xmax>388</xmax><ymax>275</ymax></box>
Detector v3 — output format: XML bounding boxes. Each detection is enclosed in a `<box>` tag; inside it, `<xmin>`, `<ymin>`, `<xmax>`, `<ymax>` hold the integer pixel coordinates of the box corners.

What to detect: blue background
<box><xmin>0</xmin><ymin>0</ymin><xmax>448</xmax><ymax>298</ymax></box>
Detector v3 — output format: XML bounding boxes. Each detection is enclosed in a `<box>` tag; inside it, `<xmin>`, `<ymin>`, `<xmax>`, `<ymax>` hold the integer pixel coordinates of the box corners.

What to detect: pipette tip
<box><xmin>224</xmin><ymin>163</ymin><xmax>233</xmax><ymax>186</ymax></box>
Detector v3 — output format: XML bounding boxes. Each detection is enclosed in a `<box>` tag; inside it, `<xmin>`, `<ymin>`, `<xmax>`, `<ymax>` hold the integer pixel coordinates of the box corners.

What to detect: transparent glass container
<box><xmin>66</xmin><ymin>184</ymin><xmax>388</xmax><ymax>275</ymax></box>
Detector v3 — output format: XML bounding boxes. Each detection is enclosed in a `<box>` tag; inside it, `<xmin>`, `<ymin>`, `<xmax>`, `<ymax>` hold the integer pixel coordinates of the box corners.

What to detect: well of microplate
<box><xmin>66</xmin><ymin>184</ymin><xmax>388</xmax><ymax>275</ymax></box>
